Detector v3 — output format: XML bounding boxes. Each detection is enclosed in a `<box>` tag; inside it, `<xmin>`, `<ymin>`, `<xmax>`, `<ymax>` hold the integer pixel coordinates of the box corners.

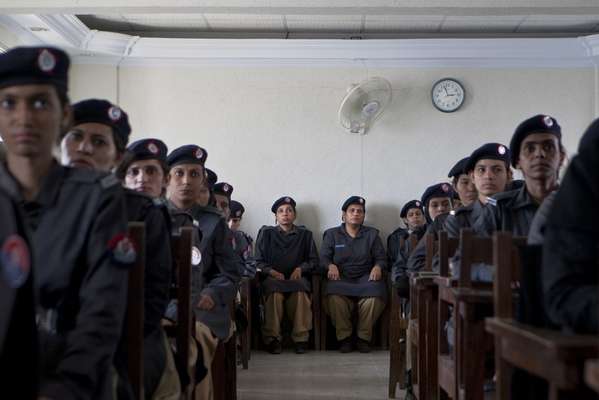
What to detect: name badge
<box><xmin>334</xmin><ymin>244</ymin><xmax>345</xmax><ymax>248</ymax></box>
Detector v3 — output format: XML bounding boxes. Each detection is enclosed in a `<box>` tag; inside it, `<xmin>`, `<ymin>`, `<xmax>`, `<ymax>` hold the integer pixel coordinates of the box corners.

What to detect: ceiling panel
<box><xmin>203</xmin><ymin>14</ymin><xmax>284</xmax><ymax>31</ymax></box>
<box><xmin>517</xmin><ymin>15</ymin><xmax>599</xmax><ymax>32</ymax></box>
<box><xmin>78</xmin><ymin>14</ymin><xmax>131</xmax><ymax>31</ymax></box>
<box><xmin>285</xmin><ymin>15</ymin><xmax>362</xmax><ymax>32</ymax></box>
<box><xmin>123</xmin><ymin>14</ymin><xmax>209</xmax><ymax>30</ymax></box>
<box><xmin>440</xmin><ymin>16</ymin><xmax>524</xmax><ymax>33</ymax></box>
<box><xmin>364</xmin><ymin>15</ymin><xmax>444</xmax><ymax>33</ymax></box>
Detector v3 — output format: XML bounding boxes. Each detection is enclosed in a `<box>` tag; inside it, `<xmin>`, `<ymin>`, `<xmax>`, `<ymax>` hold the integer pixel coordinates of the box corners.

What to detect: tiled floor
<box><xmin>237</xmin><ymin>350</ymin><xmax>402</xmax><ymax>400</ymax></box>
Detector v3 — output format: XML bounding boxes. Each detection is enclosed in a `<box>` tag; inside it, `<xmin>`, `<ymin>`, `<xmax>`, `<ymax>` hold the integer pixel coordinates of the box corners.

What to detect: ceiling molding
<box><xmin>2</xmin><ymin>15</ymin><xmax>599</xmax><ymax>68</ymax></box>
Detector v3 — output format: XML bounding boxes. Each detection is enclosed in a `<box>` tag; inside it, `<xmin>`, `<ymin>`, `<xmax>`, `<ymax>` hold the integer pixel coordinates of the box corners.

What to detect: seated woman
<box><xmin>0</xmin><ymin>47</ymin><xmax>129</xmax><ymax>399</ymax></box>
<box><xmin>255</xmin><ymin>196</ymin><xmax>319</xmax><ymax>354</ymax></box>
<box><xmin>61</xmin><ymin>100</ymin><xmax>178</xmax><ymax>399</ymax></box>
<box><xmin>228</xmin><ymin>200</ymin><xmax>256</xmax><ymax>277</ymax></box>
<box><xmin>321</xmin><ymin>196</ymin><xmax>387</xmax><ymax>353</ymax></box>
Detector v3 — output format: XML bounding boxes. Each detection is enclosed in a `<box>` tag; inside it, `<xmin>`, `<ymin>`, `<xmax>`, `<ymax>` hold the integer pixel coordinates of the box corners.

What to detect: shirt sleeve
<box><xmin>254</xmin><ymin>227</ymin><xmax>275</xmax><ymax>275</ymax></box>
<box><xmin>371</xmin><ymin>232</ymin><xmax>387</xmax><ymax>270</ymax></box>
<box><xmin>299</xmin><ymin>232</ymin><xmax>319</xmax><ymax>274</ymax></box>
<box><xmin>542</xmin><ymin>148</ymin><xmax>599</xmax><ymax>334</ymax></box>
<box><xmin>319</xmin><ymin>230</ymin><xmax>335</xmax><ymax>272</ymax></box>
<box><xmin>202</xmin><ymin>219</ymin><xmax>241</xmax><ymax>306</ymax></box>
<box><xmin>143</xmin><ymin>205</ymin><xmax>172</xmax><ymax>336</ymax></box>
<box><xmin>41</xmin><ymin>185</ymin><xmax>129</xmax><ymax>400</ymax></box>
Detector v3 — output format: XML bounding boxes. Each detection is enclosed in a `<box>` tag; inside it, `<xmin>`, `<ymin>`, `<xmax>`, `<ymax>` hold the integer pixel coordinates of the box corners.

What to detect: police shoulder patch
<box><xmin>1</xmin><ymin>234</ymin><xmax>31</xmax><ymax>288</ymax></box>
<box><xmin>108</xmin><ymin>233</ymin><xmax>137</xmax><ymax>265</ymax></box>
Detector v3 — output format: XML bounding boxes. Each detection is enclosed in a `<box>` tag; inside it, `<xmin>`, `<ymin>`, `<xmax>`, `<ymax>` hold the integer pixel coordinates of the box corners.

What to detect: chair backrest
<box><xmin>408</xmin><ymin>233</ymin><xmax>419</xmax><ymax>255</ymax></box>
<box><xmin>459</xmin><ymin>228</ymin><xmax>495</xmax><ymax>287</ymax></box>
<box><xmin>424</xmin><ymin>232</ymin><xmax>437</xmax><ymax>272</ymax></box>
<box><xmin>170</xmin><ymin>226</ymin><xmax>193</xmax><ymax>393</ymax></box>
<box><xmin>492</xmin><ymin>231</ymin><xmax>541</xmax><ymax>322</ymax></box>
<box><xmin>438</xmin><ymin>231</ymin><xmax>459</xmax><ymax>277</ymax></box>
<box><xmin>127</xmin><ymin>221</ymin><xmax>145</xmax><ymax>400</ymax></box>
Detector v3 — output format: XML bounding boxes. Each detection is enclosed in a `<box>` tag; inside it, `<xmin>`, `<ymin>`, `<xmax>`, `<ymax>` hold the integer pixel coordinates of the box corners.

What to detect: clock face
<box><xmin>431</xmin><ymin>78</ymin><xmax>465</xmax><ymax>113</ymax></box>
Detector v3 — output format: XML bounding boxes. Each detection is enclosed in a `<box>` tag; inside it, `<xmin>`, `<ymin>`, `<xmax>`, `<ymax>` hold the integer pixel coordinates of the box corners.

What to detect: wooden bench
<box><xmin>126</xmin><ymin>222</ymin><xmax>146</xmax><ymax>400</ymax></box>
<box><xmin>388</xmin><ymin>233</ymin><xmax>419</xmax><ymax>398</ymax></box>
<box><xmin>213</xmin><ymin>299</ymin><xmax>238</xmax><ymax>400</ymax></box>
<box><xmin>436</xmin><ymin>228</ymin><xmax>497</xmax><ymax>400</ymax></box>
<box><xmin>486</xmin><ymin>231</ymin><xmax>599</xmax><ymax>400</ymax></box>
<box><xmin>239</xmin><ymin>276</ymin><xmax>252</xmax><ymax>369</ymax></box>
<box><xmin>166</xmin><ymin>226</ymin><xmax>194</xmax><ymax>400</ymax></box>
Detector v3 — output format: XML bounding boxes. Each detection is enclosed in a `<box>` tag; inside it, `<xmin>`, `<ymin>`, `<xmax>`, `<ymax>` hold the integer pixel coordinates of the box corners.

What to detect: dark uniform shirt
<box><xmin>0</xmin><ymin>162</ymin><xmax>129</xmax><ymax>400</ymax></box>
<box><xmin>473</xmin><ymin>185</ymin><xmax>539</xmax><ymax>237</ymax></box>
<box><xmin>390</xmin><ymin>225</ymin><xmax>427</xmax><ymax>291</ymax></box>
<box><xmin>166</xmin><ymin>202</ymin><xmax>241</xmax><ymax>340</ymax></box>
<box><xmin>387</xmin><ymin>227</ymin><xmax>409</xmax><ymax>268</ymax></box>
<box><xmin>117</xmin><ymin>191</ymin><xmax>172</xmax><ymax>399</ymax></box>
<box><xmin>0</xmin><ymin>186</ymin><xmax>38</xmax><ymax>399</ymax></box>
<box><xmin>232</xmin><ymin>229</ymin><xmax>256</xmax><ymax>277</ymax></box>
<box><xmin>407</xmin><ymin>213</ymin><xmax>450</xmax><ymax>273</ymax></box>
<box><xmin>254</xmin><ymin>225</ymin><xmax>319</xmax><ymax>294</ymax></box>
<box><xmin>444</xmin><ymin>200</ymin><xmax>485</xmax><ymax>238</ymax></box>
<box><xmin>543</xmin><ymin>129</ymin><xmax>599</xmax><ymax>334</ymax></box>
<box><xmin>320</xmin><ymin>224</ymin><xmax>387</xmax><ymax>298</ymax></box>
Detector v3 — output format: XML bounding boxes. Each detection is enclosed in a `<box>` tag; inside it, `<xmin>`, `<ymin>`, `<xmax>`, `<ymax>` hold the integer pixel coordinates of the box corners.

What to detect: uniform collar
<box><xmin>340</xmin><ymin>223</ymin><xmax>364</xmax><ymax>238</ymax></box>
<box><xmin>277</xmin><ymin>224</ymin><xmax>297</xmax><ymax>235</ymax></box>
<box><xmin>0</xmin><ymin>161</ymin><xmax>64</xmax><ymax>207</ymax></box>
<box><xmin>512</xmin><ymin>185</ymin><xmax>537</xmax><ymax>210</ymax></box>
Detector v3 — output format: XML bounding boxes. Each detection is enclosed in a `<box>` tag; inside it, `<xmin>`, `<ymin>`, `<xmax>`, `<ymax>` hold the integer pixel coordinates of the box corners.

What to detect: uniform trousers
<box><xmin>326</xmin><ymin>295</ymin><xmax>385</xmax><ymax>342</ymax></box>
<box><xmin>262</xmin><ymin>291</ymin><xmax>312</xmax><ymax>344</ymax></box>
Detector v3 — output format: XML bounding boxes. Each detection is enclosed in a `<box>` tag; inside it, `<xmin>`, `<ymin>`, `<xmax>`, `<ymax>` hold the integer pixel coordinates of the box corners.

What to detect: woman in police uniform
<box><xmin>255</xmin><ymin>196</ymin><xmax>319</xmax><ymax>354</ymax></box>
<box><xmin>60</xmin><ymin>99</ymin><xmax>177</xmax><ymax>400</ymax></box>
<box><xmin>0</xmin><ymin>46</ymin><xmax>129</xmax><ymax>400</ymax></box>
<box><xmin>321</xmin><ymin>196</ymin><xmax>387</xmax><ymax>353</ymax></box>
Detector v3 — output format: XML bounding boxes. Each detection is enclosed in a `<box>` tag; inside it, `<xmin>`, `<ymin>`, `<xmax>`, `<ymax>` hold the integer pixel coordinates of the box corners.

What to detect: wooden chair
<box><xmin>486</xmin><ymin>231</ymin><xmax>599</xmax><ymax>400</ymax></box>
<box><xmin>436</xmin><ymin>228</ymin><xmax>496</xmax><ymax>400</ymax></box>
<box><xmin>408</xmin><ymin>231</ymin><xmax>457</xmax><ymax>400</ymax></box>
<box><xmin>585</xmin><ymin>360</ymin><xmax>599</xmax><ymax>394</ymax></box>
<box><xmin>389</xmin><ymin>233</ymin><xmax>420</xmax><ymax>398</ymax></box>
<box><xmin>250</xmin><ymin>271</ymin><xmax>322</xmax><ymax>351</ymax></box>
<box><xmin>166</xmin><ymin>226</ymin><xmax>194</xmax><ymax>400</ymax></box>
<box><xmin>239</xmin><ymin>276</ymin><xmax>252</xmax><ymax>369</ymax></box>
<box><xmin>126</xmin><ymin>222</ymin><xmax>145</xmax><ymax>400</ymax></box>
<box><xmin>213</xmin><ymin>299</ymin><xmax>238</xmax><ymax>400</ymax></box>
<box><xmin>320</xmin><ymin>269</ymin><xmax>391</xmax><ymax>351</ymax></box>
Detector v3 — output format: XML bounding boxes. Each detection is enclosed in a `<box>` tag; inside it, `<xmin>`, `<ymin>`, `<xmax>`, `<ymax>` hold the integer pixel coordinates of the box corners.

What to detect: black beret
<box><xmin>510</xmin><ymin>114</ymin><xmax>562</xmax><ymax>168</ymax></box>
<box><xmin>213</xmin><ymin>182</ymin><xmax>233</xmax><ymax>199</ymax></box>
<box><xmin>230</xmin><ymin>200</ymin><xmax>245</xmax><ymax>218</ymax></box>
<box><xmin>271</xmin><ymin>196</ymin><xmax>296</xmax><ymax>213</ymax></box>
<box><xmin>464</xmin><ymin>143</ymin><xmax>511</xmax><ymax>173</ymax></box>
<box><xmin>0</xmin><ymin>46</ymin><xmax>70</xmax><ymax>91</ymax></box>
<box><xmin>126</xmin><ymin>138</ymin><xmax>167</xmax><ymax>163</ymax></box>
<box><xmin>342</xmin><ymin>196</ymin><xmax>366</xmax><ymax>212</ymax></box>
<box><xmin>421</xmin><ymin>183</ymin><xmax>453</xmax><ymax>207</ymax></box>
<box><xmin>205</xmin><ymin>168</ymin><xmax>218</xmax><ymax>188</ymax></box>
<box><xmin>72</xmin><ymin>99</ymin><xmax>131</xmax><ymax>145</ymax></box>
<box><xmin>400</xmin><ymin>200</ymin><xmax>423</xmax><ymax>218</ymax></box>
<box><xmin>448</xmin><ymin>157</ymin><xmax>469</xmax><ymax>178</ymax></box>
<box><xmin>167</xmin><ymin>145</ymin><xmax>207</xmax><ymax>167</ymax></box>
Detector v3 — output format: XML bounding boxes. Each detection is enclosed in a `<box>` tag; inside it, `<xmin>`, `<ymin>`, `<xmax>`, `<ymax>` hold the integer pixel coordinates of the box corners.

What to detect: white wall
<box><xmin>69</xmin><ymin>63</ymin><xmax>595</xmax><ymax>246</ymax></box>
